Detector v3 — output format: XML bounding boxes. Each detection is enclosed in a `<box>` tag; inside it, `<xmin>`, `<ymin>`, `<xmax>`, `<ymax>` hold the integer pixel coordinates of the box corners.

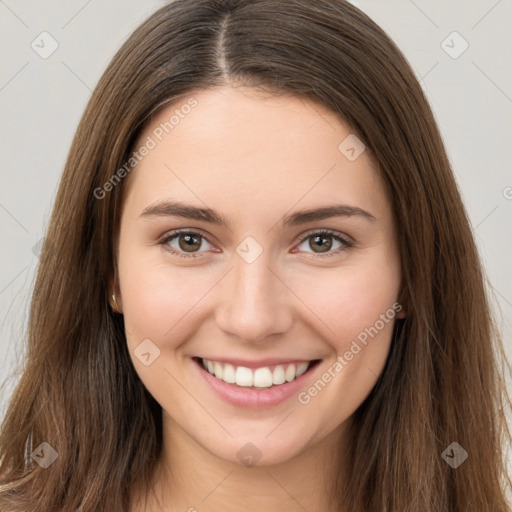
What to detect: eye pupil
<box><xmin>310</xmin><ymin>235</ymin><xmax>332</xmax><ymax>253</ymax></box>
<box><xmin>179</xmin><ymin>234</ymin><xmax>201</xmax><ymax>252</ymax></box>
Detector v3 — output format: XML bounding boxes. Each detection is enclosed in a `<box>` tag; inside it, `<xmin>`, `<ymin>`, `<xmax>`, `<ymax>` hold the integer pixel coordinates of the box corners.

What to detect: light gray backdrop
<box><xmin>0</xmin><ymin>0</ymin><xmax>511</xmax><ymax>467</ymax></box>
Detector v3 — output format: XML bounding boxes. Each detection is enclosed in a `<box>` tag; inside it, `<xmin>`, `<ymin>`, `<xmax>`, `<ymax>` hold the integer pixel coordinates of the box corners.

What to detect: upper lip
<box><xmin>195</xmin><ymin>356</ymin><xmax>320</xmax><ymax>369</ymax></box>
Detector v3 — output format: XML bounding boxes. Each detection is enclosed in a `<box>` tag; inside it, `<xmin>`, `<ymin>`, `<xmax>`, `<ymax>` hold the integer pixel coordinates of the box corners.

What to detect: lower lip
<box><xmin>192</xmin><ymin>358</ymin><xmax>321</xmax><ymax>409</ymax></box>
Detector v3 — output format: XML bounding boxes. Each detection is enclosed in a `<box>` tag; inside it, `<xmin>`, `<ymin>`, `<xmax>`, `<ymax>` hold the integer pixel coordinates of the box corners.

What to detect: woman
<box><xmin>0</xmin><ymin>0</ymin><xmax>510</xmax><ymax>510</ymax></box>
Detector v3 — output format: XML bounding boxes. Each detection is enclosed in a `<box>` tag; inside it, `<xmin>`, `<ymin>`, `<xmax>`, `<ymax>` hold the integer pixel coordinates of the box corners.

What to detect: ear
<box><xmin>108</xmin><ymin>275</ymin><xmax>123</xmax><ymax>314</ymax></box>
<box><xmin>395</xmin><ymin>287</ymin><xmax>408</xmax><ymax>319</ymax></box>
<box><xmin>395</xmin><ymin>307</ymin><xmax>406</xmax><ymax>319</ymax></box>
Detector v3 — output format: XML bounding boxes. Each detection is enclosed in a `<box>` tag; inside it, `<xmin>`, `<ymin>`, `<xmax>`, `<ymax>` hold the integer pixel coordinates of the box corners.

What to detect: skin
<box><xmin>114</xmin><ymin>85</ymin><xmax>404</xmax><ymax>512</ymax></box>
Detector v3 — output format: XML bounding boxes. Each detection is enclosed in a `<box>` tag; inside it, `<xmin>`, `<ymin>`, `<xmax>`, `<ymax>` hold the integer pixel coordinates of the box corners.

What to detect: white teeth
<box><xmin>285</xmin><ymin>364</ymin><xmax>296</xmax><ymax>382</ymax></box>
<box><xmin>296</xmin><ymin>362</ymin><xmax>309</xmax><ymax>378</ymax></box>
<box><xmin>235</xmin><ymin>366</ymin><xmax>253</xmax><ymax>387</ymax></box>
<box><xmin>223</xmin><ymin>363</ymin><xmax>236</xmax><ymax>383</ymax></box>
<box><xmin>272</xmin><ymin>365</ymin><xmax>286</xmax><ymax>385</ymax></box>
<box><xmin>253</xmin><ymin>367</ymin><xmax>273</xmax><ymax>388</ymax></box>
<box><xmin>214</xmin><ymin>361</ymin><xmax>223</xmax><ymax>379</ymax></box>
<box><xmin>201</xmin><ymin>358</ymin><xmax>312</xmax><ymax>388</ymax></box>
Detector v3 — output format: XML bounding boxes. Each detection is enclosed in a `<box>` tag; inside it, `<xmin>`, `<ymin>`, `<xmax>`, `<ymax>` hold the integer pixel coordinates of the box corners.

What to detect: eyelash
<box><xmin>158</xmin><ymin>229</ymin><xmax>354</xmax><ymax>259</ymax></box>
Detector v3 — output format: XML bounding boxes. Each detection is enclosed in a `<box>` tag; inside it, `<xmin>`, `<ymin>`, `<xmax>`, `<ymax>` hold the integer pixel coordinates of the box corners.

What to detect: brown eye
<box><xmin>160</xmin><ymin>230</ymin><xmax>214</xmax><ymax>258</ymax></box>
<box><xmin>309</xmin><ymin>234</ymin><xmax>333</xmax><ymax>253</ymax></box>
<box><xmin>177</xmin><ymin>233</ymin><xmax>202</xmax><ymax>252</ymax></box>
<box><xmin>295</xmin><ymin>230</ymin><xmax>353</xmax><ymax>257</ymax></box>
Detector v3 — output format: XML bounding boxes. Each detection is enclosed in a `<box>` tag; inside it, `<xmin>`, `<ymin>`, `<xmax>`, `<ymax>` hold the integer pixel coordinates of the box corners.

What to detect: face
<box><xmin>115</xmin><ymin>85</ymin><xmax>402</xmax><ymax>467</ymax></box>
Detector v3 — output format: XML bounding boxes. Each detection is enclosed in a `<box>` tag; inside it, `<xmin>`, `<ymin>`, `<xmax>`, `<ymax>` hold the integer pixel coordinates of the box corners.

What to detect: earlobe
<box><xmin>396</xmin><ymin>309</ymin><xmax>406</xmax><ymax>319</ymax></box>
<box><xmin>110</xmin><ymin>291</ymin><xmax>123</xmax><ymax>313</ymax></box>
<box><xmin>394</xmin><ymin>300</ymin><xmax>407</xmax><ymax>319</ymax></box>
<box><xmin>109</xmin><ymin>268</ymin><xmax>122</xmax><ymax>313</ymax></box>
<box><xmin>395</xmin><ymin>289</ymin><xmax>408</xmax><ymax>319</ymax></box>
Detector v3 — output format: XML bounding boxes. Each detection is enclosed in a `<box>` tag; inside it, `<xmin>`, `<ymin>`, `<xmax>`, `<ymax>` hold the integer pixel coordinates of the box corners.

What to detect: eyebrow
<box><xmin>139</xmin><ymin>200</ymin><xmax>376</xmax><ymax>228</ymax></box>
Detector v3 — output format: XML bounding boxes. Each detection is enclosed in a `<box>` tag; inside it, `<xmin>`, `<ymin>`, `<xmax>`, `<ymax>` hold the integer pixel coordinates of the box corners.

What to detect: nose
<box><xmin>214</xmin><ymin>251</ymin><xmax>294</xmax><ymax>345</ymax></box>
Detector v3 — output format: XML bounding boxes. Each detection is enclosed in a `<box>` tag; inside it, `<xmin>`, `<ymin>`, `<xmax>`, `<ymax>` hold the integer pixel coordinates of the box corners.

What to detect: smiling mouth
<box><xmin>193</xmin><ymin>357</ymin><xmax>321</xmax><ymax>389</ymax></box>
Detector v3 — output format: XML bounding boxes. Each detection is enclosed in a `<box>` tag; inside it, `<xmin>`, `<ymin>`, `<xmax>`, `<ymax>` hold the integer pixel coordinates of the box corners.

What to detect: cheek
<box><xmin>291</xmin><ymin>259</ymin><xmax>400</xmax><ymax>344</ymax></box>
<box><xmin>118</xmin><ymin>245</ymin><xmax>218</xmax><ymax>346</ymax></box>
<box><xmin>293</xmin><ymin>264</ymin><xmax>401</xmax><ymax>430</ymax></box>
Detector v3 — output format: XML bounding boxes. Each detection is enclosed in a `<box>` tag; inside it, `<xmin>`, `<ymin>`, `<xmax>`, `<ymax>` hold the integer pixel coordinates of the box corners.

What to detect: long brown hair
<box><xmin>1</xmin><ymin>1</ymin><xmax>510</xmax><ymax>510</ymax></box>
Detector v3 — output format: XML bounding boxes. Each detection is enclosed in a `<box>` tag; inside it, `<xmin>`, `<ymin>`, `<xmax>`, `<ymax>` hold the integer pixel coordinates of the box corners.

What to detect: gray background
<box><xmin>0</xmin><ymin>0</ymin><xmax>511</xmax><ymax>468</ymax></box>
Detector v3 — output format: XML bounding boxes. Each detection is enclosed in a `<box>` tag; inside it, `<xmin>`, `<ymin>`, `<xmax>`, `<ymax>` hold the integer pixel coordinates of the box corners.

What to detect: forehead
<box><xmin>122</xmin><ymin>86</ymin><xmax>388</xmax><ymax>222</ymax></box>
